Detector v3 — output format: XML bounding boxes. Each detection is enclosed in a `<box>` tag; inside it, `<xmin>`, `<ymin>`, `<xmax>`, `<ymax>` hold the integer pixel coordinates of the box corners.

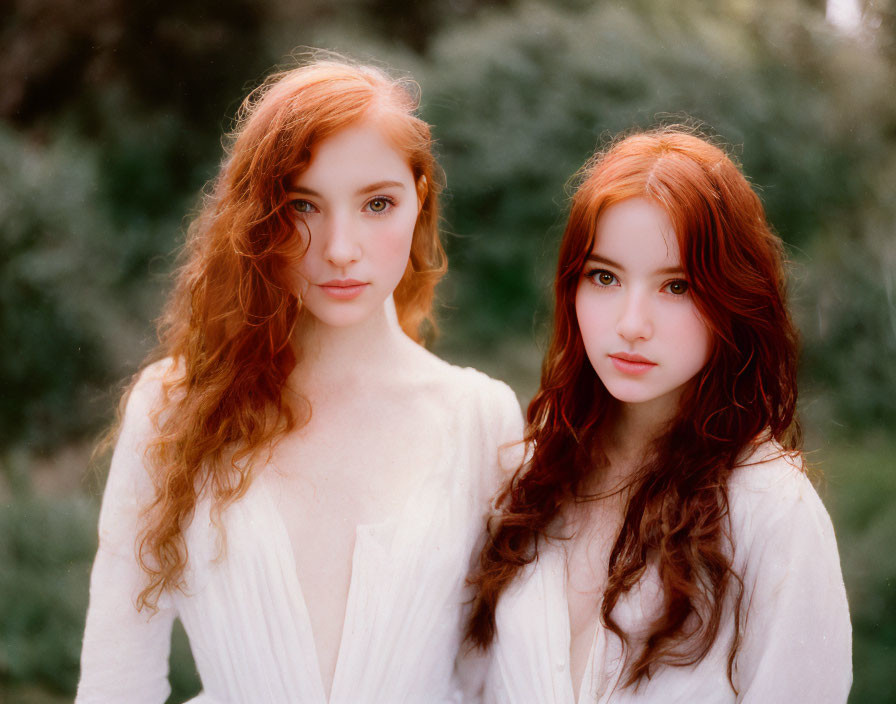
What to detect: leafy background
<box><xmin>1</xmin><ymin>1</ymin><xmax>894</xmax><ymax>702</ymax></box>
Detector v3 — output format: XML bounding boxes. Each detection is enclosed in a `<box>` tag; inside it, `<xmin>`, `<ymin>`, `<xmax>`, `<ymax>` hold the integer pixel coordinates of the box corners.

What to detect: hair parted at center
<box><xmin>127</xmin><ymin>54</ymin><xmax>447</xmax><ymax>610</ymax></box>
<box><xmin>466</xmin><ymin>126</ymin><xmax>801</xmax><ymax>689</ymax></box>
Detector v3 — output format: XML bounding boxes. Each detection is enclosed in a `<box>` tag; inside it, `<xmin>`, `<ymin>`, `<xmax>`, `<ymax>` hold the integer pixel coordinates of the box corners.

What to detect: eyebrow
<box><xmin>585</xmin><ymin>253</ymin><xmax>684</xmax><ymax>276</ymax></box>
<box><xmin>288</xmin><ymin>180</ymin><xmax>407</xmax><ymax>198</ymax></box>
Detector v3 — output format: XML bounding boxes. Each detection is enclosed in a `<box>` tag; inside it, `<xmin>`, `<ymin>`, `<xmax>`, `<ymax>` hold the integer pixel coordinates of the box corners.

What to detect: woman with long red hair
<box><xmin>467</xmin><ymin>128</ymin><xmax>851</xmax><ymax>702</ymax></box>
<box><xmin>76</xmin><ymin>55</ymin><xmax>522</xmax><ymax>703</ymax></box>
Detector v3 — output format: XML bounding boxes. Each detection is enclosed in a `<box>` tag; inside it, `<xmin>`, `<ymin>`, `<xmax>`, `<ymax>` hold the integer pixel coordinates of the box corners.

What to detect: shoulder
<box><xmin>125</xmin><ymin>357</ymin><xmax>182</xmax><ymax>420</ymax></box>
<box><xmin>108</xmin><ymin>357</ymin><xmax>182</xmax><ymax>489</ymax></box>
<box><xmin>97</xmin><ymin>358</ymin><xmax>182</xmax><ymax>553</ymax></box>
<box><xmin>452</xmin><ymin>364</ymin><xmax>520</xmax><ymax>411</ymax></box>
<box><xmin>441</xmin><ymin>367</ymin><xmax>525</xmax><ymax>487</ymax></box>
<box><xmin>724</xmin><ymin>443</ymin><xmax>851</xmax><ymax>699</ymax></box>
<box><xmin>395</xmin><ymin>342</ymin><xmax>522</xmax><ymax>420</ymax></box>
<box><xmin>728</xmin><ymin>441</ymin><xmax>809</xmax><ymax>506</ymax></box>
<box><xmin>726</xmin><ymin>440</ymin><xmax>838</xmax><ymax>562</ymax></box>
<box><xmin>728</xmin><ymin>441</ymin><xmax>816</xmax><ymax>513</ymax></box>
<box><xmin>443</xmin><ymin>364</ymin><xmax>522</xmax><ymax>438</ymax></box>
<box><xmin>404</xmin><ymin>349</ymin><xmax>524</xmax><ymax>461</ymax></box>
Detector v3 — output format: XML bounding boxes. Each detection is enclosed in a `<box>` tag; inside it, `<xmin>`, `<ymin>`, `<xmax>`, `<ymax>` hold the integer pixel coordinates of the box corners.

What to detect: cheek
<box><xmin>288</xmin><ymin>263</ymin><xmax>311</xmax><ymax>300</ymax></box>
<box><xmin>374</xmin><ymin>212</ymin><xmax>417</xmax><ymax>271</ymax></box>
<box><xmin>289</xmin><ymin>222</ymin><xmax>315</xmax><ymax>276</ymax></box>
<box><xmin>575</xmin><ymin>286</ymin><xmax>610</xmax><ymax>342</ymax></box>
<box><xmin>292</xmin><ymin>246</ymin><xmax>314</xmax><ymax>283</ymax></box>
<box><xmin>669</xmin><ymin>307</ymin><xmax>713</xmax><ymax>371</ymax></box>
<box><xmin>574</xmin><ymin>287</ymin><xmax>590</xmax><ymax>339</ymax></box>
<box><xmin>574</xmin><ymin>287</ymin><xmax>611</xmax><ymax>370</ymax></box>
<box><xmin>383</xmin><ymin>225</ymin><xmax>415</xmax><ymax>256</ymax></box>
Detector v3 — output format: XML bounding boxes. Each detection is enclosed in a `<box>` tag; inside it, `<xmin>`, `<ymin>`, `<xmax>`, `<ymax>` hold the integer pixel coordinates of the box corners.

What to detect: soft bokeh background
<box><xmin>1</xmin><ymin>1</ymin><xmax>894</xmax><ymax>702</ymax></box>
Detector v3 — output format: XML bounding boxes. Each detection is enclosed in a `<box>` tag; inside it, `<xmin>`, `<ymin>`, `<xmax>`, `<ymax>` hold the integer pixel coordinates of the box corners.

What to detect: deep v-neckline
<box><xmin>571</xmin><ymin>624</ymin><xmax>602</xmax><ymax>704</ymax></box>
<box><xmin>258</xmin><ymin>479</ymin><xmax>385</xmax><ymax>701</ymax></box>
<box><xmin>256</xmin><ymin>481</ymin><xmax>332</xmax><ymax>700</ymax></box>
<box><xmin>551</xmin><ymin>546</ymin><xmax>604</xmax><ymax>704</ymax></box>
<box><xmin>256</xmin><ymin>420</ymin><xmax>449</xmax><ymax>703</ymax></box>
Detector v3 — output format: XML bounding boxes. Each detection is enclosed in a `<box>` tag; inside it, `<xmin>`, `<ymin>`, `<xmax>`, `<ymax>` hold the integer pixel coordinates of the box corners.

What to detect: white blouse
<box><xmin>483</xmin><ymin>445</ymin><xmax>852</xmax><ymax>704</ymax></box>
<box><xmin>77</xmin><ymin>361</ymin><xmax>523</xmax><ymax>704</ymax></box>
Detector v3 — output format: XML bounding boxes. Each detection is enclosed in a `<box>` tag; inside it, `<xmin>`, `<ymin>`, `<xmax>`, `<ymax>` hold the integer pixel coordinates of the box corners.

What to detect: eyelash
<box><xmin>364</xmin><ymin>196</ymin><xmax>396</xmax><ymax>215</ymax></box>
<box><xmin>662</xmin><ymin>280</ymin><xmax>689</xmax><ymax>295</ymax></box>
<box><xmin>583</xmin><ymin>268</ymin><xmax>690</xmax><ymax>295</ymax></box>
<box><xmin>289</xmin><ymin>196</ymin><xmax>397</xmax><ymax>215</ymax></box>
<box><xmin>584</xmin><ymin>268</ymin><xmax>618</xmax><ymax>287</ymax></box>
<box><xmin>291</xmin><ymin>199</ymin><xmax>316</xmax><ymax>214</ymax></box>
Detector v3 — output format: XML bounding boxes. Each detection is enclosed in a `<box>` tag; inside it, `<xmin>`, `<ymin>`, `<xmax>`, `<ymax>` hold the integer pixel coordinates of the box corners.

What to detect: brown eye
<box><xmin>584</xmin><ymin>268</ymin><xmax>618</xmax><ymax>286</ymax></box>
<box><xmin>291</xmin><ymin>200</ymin><xmax>314</xmax><ymax>214</ymax></box>
<box><xmin>368</xmin><ymin>198</ymin><xmax>389</xmax><ymax>213</ymax></box>
<box><xmin>666</xmin><ymin>280</ymin><xmax>689</xmax><ymax>295</ymax></box>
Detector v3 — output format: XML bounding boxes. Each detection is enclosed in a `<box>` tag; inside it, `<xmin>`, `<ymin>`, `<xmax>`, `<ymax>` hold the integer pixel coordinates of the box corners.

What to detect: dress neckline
<box><xmin>255</xmin><ymin>415</ymin><xmax>449</xmax><ymax>703</ymax></box>
<box><xmin>544</xmin><ymin>545</ymin><xmax>606</xmax><ymax>704</ymax></box>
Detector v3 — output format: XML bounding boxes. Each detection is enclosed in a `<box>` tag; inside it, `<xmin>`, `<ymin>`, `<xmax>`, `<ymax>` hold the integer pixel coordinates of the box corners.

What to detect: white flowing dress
<box><xmin>77</xmin><ymin>361</ymin><xmax>523</xmax><ymax>704</ymax></box>
<box><xmin>483</xmin><ymin>444</ymin><xmax>852</xmax><ymax>704</ymax></box>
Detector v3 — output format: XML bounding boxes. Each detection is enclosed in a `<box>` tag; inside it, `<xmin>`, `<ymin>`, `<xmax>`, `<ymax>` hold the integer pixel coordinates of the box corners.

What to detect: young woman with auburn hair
<box><xmin>76</xmin><ymin>56</ymin><xmax>522</xmax><ymax>703</ymax></box>
<box><xmin>467</xmin><ymin>128</ymin><xmax>851</xmax><ymax>703</ymax></box>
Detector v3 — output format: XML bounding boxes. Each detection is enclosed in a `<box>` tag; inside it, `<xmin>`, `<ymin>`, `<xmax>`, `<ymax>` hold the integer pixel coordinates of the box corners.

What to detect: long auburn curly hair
<box><xmin>466</xmin><ymin>127</ymin><xmax>801</xmax><ymax>688</ymax></box>
<box><xmin>124</xmin><ymin>56</ymin><xmax>446</xmax><ymax>609</ymax></box>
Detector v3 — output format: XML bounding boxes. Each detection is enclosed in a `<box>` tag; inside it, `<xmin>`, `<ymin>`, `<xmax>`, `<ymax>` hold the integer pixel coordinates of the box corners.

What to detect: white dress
<box><xmin>483</xmin><ymin>444</ymin><xmax>852</xmax><ymax>704</ymax></box>
<box><xmin>77</xmin><ymin>361</ymin><xmax>523</xmax><ymax>704</ymax></box>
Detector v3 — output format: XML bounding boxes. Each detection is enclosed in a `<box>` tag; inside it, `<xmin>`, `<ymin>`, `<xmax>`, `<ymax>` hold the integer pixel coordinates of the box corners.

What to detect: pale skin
<box><xmin>565</xmin><ymin>198</ymin><xmax>712</xmax><ymax>700</ymax></box>
<box><xmin>259</xmin><ymin>119</ymin><xmax>453</xmax><ymax>697</ymax></box>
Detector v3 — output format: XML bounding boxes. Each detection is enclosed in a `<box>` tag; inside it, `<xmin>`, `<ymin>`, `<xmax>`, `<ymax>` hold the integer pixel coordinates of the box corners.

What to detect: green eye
<box><xmin>292</xmin><ymin>200</ymin><xmax>314</xmax><ymax>213</ymax></box>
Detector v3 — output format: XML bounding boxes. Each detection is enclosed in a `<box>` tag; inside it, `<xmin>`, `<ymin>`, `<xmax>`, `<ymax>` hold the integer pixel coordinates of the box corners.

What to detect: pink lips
<box><xmin>609</xmin><ymin>352</ymin><xmax>657</xmax><ymax>375</ymax></box>
<box><xmin>318</xmin><ymin>279</ymin><xmax>369</xmax><ymax>300</ymax></box>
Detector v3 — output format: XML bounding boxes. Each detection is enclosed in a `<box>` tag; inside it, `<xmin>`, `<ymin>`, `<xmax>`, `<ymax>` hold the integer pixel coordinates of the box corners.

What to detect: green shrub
<box><xmin>818</xmin><ymin>432</ymin><xmax>896</xmax><ymax>703</ymax></box>
<box><xmin>0</xmin><ymin>494</ymin><xmax>96</xmax><ymax>692</ymax></box>
<box><xmin>420</xmin><ymin>0</ymin><xmax>875</xmax><ymax>346</ymax></box>
<box><xmin>0</xmin><ymin>489</ymin><xmax>201</xmax><ymax>702</ymax></box>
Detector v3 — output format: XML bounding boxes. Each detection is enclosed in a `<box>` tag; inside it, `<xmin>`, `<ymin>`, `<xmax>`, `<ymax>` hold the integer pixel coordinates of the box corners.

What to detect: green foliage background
<box><xmin>1</xmin><ymin>0</ymin><xmax>894</xmax><ymax>701</ymax></box>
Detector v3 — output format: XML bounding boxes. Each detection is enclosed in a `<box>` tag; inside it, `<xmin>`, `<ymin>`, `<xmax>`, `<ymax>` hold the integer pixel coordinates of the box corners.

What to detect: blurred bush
<box><xmin>0</xmin><ymin>492</ymin><xmax>202</xmax><ymax>703</ymax></box>
<box><xmin>797</xmin><ymin>133</ymin><xmax>896</xmax><ymax>432</ymax></box>
<box><xmin>3</xmin><ymin>0</ymin><xmax>891</xmax><ymax>449</ymax></box>
<box><xmin>1</xmin><ymin>0</ymin><xmax>894</xmax><ymax>701</ymax></box>
<box><xmin>798</xmin><ymin>219</ymin><xmax>896</xmax><ymax>432</ymax></box>
<box><xmin>422</xmin><ymin>1</ymin><xmax>884</xmax><ymax>340</ymax></box>
<box><xmin>0</xmin><ymin>493</ymin><xmax>95</xmax><ymax>694</ymax></box>
<box><xmin>0</xmin><ymin>129</ymin><xmax>110</xmax><ymax>455</ymax></box>
<box><xmin>822</xmin><ymin>432</ymin><xmax>896</xmax><ymax>703</ymax></box>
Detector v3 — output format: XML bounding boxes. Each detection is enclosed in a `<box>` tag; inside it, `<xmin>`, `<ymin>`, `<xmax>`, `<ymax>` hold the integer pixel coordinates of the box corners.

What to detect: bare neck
<box><xmin>589</xmin><ymin>399</ymin><xmax>674</xmax><ymax>495</ymax></box>
<box><xmin>288</xmin><ymin>299</ymin><xmax>416</xmax><ymax>401</ymax></box>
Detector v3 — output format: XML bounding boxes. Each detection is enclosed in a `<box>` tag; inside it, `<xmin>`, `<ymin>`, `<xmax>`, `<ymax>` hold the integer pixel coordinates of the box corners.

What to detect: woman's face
<box><xmin>575</xmin><ymin>197</ymin><xmax>712</xmax><ymax>422</ymax></box>
<box><xmin>289</xmin><ymin>120</ymin><xmax>421</xmax><ymax>329</ymax></box>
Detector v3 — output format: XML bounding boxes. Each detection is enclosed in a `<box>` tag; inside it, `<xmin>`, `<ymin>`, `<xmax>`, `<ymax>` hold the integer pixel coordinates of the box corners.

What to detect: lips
<box><xmin>609</xmin><ymin>352</ymin><xmax>657</xmax><ymax>374</ymax></box>
<box><xmin>318</xmin><ymin>279</ymin><xmax>369</xmax><ymax>300</ymax></box>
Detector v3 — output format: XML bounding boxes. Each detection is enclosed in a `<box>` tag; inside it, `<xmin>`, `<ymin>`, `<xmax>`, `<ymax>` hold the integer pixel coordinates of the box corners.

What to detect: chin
<box><xmin>314</xmin><ymin>312</ymin><xmax>371</xmax><ymax>328</ymax></box>
<box><xmin>306</xmin><ymin>299</ymin><xmax>387</xmax><ymax>328</ymax></box>
<box><xmin>600</xmin><ymin>379</ymin><xmax>667</xmax><ymax>406</ymax></box>
<box><xmin>607</xmin><ymin>391</ymin><xmax>663</xmax><ymax>406</ymax></box>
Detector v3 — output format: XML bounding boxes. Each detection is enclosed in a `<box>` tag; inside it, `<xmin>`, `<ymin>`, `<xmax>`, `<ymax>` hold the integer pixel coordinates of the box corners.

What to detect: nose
<box><xmin>616</xmin><ymin>289</ymin><xmax>653</xmax><ymax>341</ymax></box>
<box><xmin>321</xmin><ymin>213</ymin><xmax>361</xmax><ymax>267</ymax></box>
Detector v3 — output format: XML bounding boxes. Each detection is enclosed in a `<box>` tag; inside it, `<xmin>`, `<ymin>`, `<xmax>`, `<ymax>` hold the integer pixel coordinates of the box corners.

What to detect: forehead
<box><xmin>591</xmin><ymin>198</ymin><xmax>680</xmax><ymax>269</ymax></box>
<box><xmin>294</xmin><ymin>119</ymin><xmax>414</xmax><ymax>188</ymax></box>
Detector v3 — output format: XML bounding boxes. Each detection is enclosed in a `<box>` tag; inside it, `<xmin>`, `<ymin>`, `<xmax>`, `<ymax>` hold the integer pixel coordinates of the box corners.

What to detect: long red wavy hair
<box><xmin>466</xmin><ymin>127</ymin><xmax>801</xmax><ymax>688</ymax></box>
<box><xmin>127</xmin><ymin>56</ymin><xmax>447</xmax><ymax>609</ymax></box>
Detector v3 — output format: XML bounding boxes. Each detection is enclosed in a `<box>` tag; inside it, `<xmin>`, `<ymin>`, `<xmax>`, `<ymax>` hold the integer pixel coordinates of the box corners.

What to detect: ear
<box><xmin>415</xmin><ymin>175</ymin><xmax>428</xmax><ymax>215</ymax></box>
